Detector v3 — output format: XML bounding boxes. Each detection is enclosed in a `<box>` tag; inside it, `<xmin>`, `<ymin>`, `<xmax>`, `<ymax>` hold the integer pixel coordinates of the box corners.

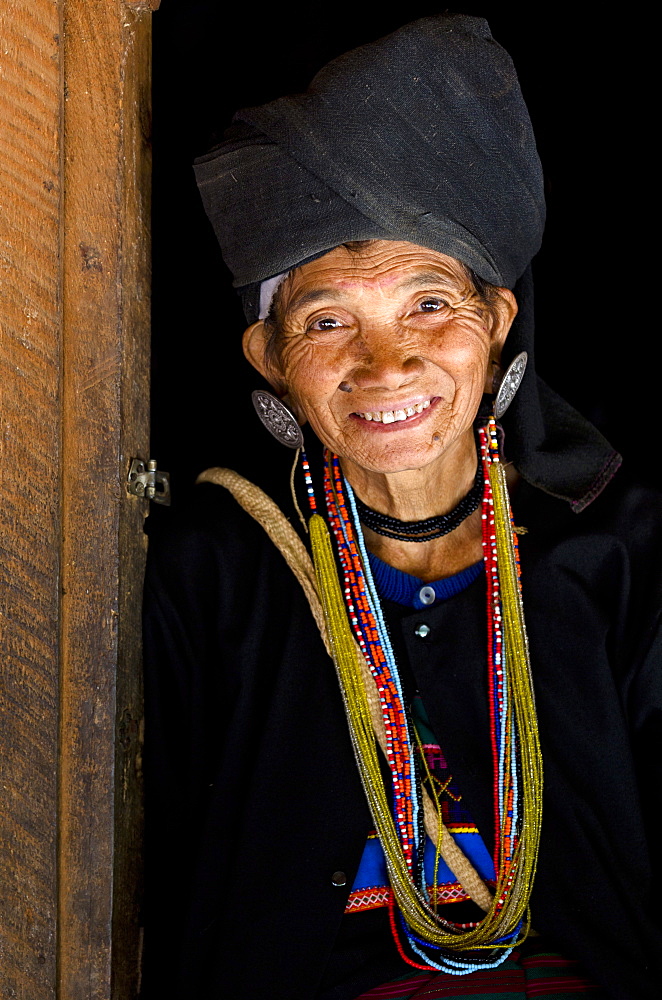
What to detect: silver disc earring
<box><xmin>251</xmin><ymin>390</ymin><xmax>304</xmax><ymax>449</ymax></box>
<box><xmin>494</xmin><ymin>351</ymin><xmax>528</xmax><ymax>419</ymax></box>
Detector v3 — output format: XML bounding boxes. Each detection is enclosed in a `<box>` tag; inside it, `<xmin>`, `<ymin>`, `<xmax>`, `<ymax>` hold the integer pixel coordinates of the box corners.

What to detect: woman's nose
<box><xmin>349</xmin><ymin>330</ymin><xmax>424</xmax><ymax>390</ymax></box>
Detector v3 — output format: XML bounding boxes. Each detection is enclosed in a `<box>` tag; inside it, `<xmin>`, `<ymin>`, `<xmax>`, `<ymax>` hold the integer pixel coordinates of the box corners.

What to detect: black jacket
<box><xmin>141</xmin><ymin>470</ymin><xmax>661</xmax><ymax>1000</ymax></box>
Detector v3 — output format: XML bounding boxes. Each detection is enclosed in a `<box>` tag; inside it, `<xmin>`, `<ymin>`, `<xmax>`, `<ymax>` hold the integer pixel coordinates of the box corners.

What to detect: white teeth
<box><xmin>356</xmin><ymin>399</ymin><xmax>433</xmax><ymax>422</ymax></box>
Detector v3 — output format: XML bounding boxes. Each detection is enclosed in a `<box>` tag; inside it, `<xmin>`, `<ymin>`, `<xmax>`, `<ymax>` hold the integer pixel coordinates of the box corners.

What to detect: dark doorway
<box><xmin>152</xmin><ymin>4</ymin><xmax>655</xmax><ymax>504</ymax></box>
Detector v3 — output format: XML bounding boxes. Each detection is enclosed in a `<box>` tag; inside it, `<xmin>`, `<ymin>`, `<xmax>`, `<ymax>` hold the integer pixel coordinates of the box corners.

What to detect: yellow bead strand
<box><xmin>308</xmin><ymin>421</ymin><xmax>543</xmax><ymax>957</ymax></box>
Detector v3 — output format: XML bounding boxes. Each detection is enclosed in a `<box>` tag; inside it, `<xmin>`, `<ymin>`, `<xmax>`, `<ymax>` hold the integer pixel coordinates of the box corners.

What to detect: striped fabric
<box><xmin>354</xmin><ymin>950</ymin><xmax>602</xmax><ymax>998</ymax></box>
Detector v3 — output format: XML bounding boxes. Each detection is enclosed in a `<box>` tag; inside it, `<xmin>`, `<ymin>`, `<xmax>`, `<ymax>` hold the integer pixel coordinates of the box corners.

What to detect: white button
<box><xmin>419</xmin><ymin>586</ymin><xmax>436</xmax><ymax>605</ymax></box>
<box><xmin>415</xmin><ymin>624</ymin><xmax>430</xmax><ymax>638</ymax></box>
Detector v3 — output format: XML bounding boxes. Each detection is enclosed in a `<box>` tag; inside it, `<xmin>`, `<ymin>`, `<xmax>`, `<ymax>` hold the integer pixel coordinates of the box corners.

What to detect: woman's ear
<box><xmin>484</xmin><ymin>288</ymin><xmax>518</xmax><ymax>392</ymax></box>
<box><xmin>242</xmin><ymin>321</ymin><xmax>305</xmax><ymax>424</ymax></box>
<box><xmin>242</xmin><ymin>321</ymin><xmax>286</xmax><ymax>394</ymax></box>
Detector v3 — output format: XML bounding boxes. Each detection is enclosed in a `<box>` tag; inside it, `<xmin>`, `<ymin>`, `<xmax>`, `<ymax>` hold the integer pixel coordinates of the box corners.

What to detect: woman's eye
<box><xmin>309</xmin><ymin>317</ymin><xmax>343</xmax><ymax>331</ymax></box>
<box><xmin>418</xmin><ymin>298</ymin><xmax>447</xmax><ymax>312</ymax></box>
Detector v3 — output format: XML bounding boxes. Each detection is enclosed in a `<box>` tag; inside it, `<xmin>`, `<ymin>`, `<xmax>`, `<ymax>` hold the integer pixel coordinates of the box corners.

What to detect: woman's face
<box><xmin>245</xmin><ymin>240</ymin><xmax>516</xmax><ymax>476</ymax></box>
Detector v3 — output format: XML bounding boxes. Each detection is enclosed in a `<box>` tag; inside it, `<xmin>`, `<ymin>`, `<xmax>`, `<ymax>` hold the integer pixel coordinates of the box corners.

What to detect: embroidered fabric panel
<box><xmin>346</xmin><ymin>548</ymin><xmax>492</xmax><ymax>916</ymax></box>
<box><xmin>346</xmin><ymin>881</ymin><xmax>471</xmax><ymax>914</ymax></box>
<box><xmin>346</xmin><ymin>698</ymin><xmax>495</xmax><ymax>914</ymax></box>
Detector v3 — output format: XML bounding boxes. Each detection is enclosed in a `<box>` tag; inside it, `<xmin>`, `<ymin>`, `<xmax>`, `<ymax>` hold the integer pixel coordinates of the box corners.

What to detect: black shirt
<box><xmin>141</xmin><ymin>470</ymin><xmax>661</xmax><ymax>1000</ymax></box>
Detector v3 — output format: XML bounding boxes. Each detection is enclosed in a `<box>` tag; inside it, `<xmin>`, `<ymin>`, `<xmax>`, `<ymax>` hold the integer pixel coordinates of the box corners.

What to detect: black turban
<box><xmin>193</xmin><ymin>14</ymin><xmax>620</xmax><ymax>510</ymax></box>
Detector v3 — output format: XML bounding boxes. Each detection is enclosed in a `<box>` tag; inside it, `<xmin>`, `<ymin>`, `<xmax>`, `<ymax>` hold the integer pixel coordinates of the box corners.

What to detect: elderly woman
<box><xmin>141</xmin><ymin>16</ymin><xmax>659</xmax><ymax>1000</ymax></box>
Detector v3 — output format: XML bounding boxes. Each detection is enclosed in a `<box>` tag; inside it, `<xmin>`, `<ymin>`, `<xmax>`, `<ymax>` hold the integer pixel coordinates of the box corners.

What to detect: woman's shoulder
<box><xmin>142</xmin><ymin>474</ymin><xmax>324</xmax><ymax>682</ymax></box>
<box><xmin>143</xmin><ymin>475</ymin><xmax>304</xmax><ymax>595</ymax></box>
<box><xmin>146</xmin><ymin>480</ymin><xmax>256</xmax><ymax>558</ymax></box>
<box><xmin>516</xmin><ymin>469</ymin><xmax>662</xmax><ymax>604</ymax></box>
<box><xmin>517</xmin><ymin>467</ymin><xmax>661</xmax><ymax>542</ymax></box>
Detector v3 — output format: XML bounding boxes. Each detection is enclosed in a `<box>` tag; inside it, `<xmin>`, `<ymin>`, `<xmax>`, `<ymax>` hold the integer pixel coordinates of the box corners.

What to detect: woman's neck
<box><xmin>340</xmin><ymin>427</ymin><xmax>483</xmax><ymax>582</ymax></box>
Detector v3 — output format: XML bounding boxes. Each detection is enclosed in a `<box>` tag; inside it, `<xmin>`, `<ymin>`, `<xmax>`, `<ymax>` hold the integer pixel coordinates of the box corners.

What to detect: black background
<box><xmin>151</xmin><ymin>3</ymin><xmax>655</xmax><ymax>503</ymax></box>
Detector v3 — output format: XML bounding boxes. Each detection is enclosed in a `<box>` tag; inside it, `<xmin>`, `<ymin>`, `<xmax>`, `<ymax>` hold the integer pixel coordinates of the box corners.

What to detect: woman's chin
<box><xmin>311</xmin><ymin>405</ymin><xmax>474</xmax><ymax>476</ymax></box>
<box><xmin>338</xmin><ymin>437</ymin><xmax>448</xmax><ymax>477</ymax></box>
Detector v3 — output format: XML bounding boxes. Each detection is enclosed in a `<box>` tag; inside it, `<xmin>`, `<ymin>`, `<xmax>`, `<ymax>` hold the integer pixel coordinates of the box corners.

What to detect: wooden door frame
<box><xmin>1</xmin><ymin>2</ymin><xmax>159</xmax><ymax>996</ymax></box>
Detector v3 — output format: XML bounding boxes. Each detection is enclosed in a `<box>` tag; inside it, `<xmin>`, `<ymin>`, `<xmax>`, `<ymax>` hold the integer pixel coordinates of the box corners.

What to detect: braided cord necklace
<box><xmin>302</xmin><ymin>417</ymin><xmax>543</xmax><ymax>973</ymax></box>
<box><xmin>353</xmin><ymin>446</ymin><xmax>483</xmax><ymax>541</ymax></box>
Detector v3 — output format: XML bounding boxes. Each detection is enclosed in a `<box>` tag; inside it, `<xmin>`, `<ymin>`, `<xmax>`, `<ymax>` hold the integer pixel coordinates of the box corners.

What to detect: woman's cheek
<box><xmin>443</xmin><ymin>337</ymin><xmax>490</xmax><ymax>387</ymax></box>
<box><xmin>285</xmin><ymin>350</ymin><xmax>345</xmax><ymax>408</ymax></box>
<box><xmin>280</xmin><ymin>336</ymin><xmax>312</xmax><ymax>377</ymax></box>
<box><xmin>284</xmin><ymin>335</ymin><xmax>334</xmax><ymax>376</ymax></box>
<box><xmin>301</xmin><ymin>407</ymin><xmax>344</xmax><ymax>453</ymax></box>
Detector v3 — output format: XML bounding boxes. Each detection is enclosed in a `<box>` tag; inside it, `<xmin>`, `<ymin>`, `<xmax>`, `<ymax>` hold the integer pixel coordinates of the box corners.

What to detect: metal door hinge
<box><xmin>124</xmin><ymin>1</ymin><xmax>162</xmax><ymax>11</ymax></box>
<box><xmin>127</xmin><ymin>458</ymin><xmax>171</xmax><ymax>506</ymax></box>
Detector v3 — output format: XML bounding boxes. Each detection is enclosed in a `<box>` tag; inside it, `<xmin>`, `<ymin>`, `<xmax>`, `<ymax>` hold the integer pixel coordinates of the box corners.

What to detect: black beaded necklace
<box><xmin>354</xmin><ymin>447</ymin><xmax>483</xmax><ymax>542</ymax></box>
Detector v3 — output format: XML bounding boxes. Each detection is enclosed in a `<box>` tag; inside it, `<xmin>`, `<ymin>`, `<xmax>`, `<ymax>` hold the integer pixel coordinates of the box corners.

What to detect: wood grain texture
<box><xmin>0</xmin><ymin>4</ymin><xmax>62</xmax><ymax>997</ymax></box>
<box><xmin>112</xmin><ymin>9</ymin><xmax>151</xmax><ymax>999</ymax></box>
<box><xmin>1</xmin><ymin>2</ymin><xmax>152</xmax><ymax>997</ymax></box>
<box><xmin>124</xmin><ymin>1</ymin><xmax>161</xmax><ymax>10</ymax></box>
<box><xmin>58</xmin><ymin>3</ymin><xmax>151</xmax><ymax>998</ymax></box>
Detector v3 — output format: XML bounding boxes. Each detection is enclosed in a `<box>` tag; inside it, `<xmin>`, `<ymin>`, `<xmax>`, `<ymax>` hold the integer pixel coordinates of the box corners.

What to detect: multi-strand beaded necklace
<box><xmin>301</xmin><ymin>416</ymin><xmax>543</xmax><ymax>974</ymax></box>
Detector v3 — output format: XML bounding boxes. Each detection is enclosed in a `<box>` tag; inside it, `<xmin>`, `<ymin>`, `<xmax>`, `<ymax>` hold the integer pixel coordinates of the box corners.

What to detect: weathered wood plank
<box><xmin>58</xmin><ymin>2</ymin><xmax>152</xmax><ymax>998</ymax></box>
<box><xmin>125</xmin><ymin>1</ymin><xmax>162</xmax><ymax>10</ymax></box>
<box><xmin>112</xmin><ymin>8</ymin><xmax>152</xmax><ymax>998</ymax></box>
<box><xmin>1</xmin><ymin>2</ymin><xmax>152</xmax><ymax>996</ymax></box>
<box><xmin>0</xmin><ymin>4</ymin><xmax>62</xmax><ymax>998</ymax></box>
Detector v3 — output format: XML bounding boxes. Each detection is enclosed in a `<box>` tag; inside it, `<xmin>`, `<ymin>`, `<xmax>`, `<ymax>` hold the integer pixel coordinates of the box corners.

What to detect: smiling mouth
<box><xmin>353</xmin><ymin>399</ymin><xmax>434</xmax><ymax>424</ymax></box>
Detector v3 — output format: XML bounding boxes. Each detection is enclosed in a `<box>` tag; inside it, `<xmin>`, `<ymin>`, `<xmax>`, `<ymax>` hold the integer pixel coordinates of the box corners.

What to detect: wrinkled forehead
<box><xmin>262</xmin><ymin>241</ymin><xmax>473</xmax><ymax>320</ymax></box>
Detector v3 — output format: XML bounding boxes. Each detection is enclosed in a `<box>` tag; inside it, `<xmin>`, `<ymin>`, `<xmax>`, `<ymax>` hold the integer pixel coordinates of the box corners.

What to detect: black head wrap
<box><xmin>193</xmin><ymin>14</ymin><xmax>620</xmax><ymax>510</ymax></box>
